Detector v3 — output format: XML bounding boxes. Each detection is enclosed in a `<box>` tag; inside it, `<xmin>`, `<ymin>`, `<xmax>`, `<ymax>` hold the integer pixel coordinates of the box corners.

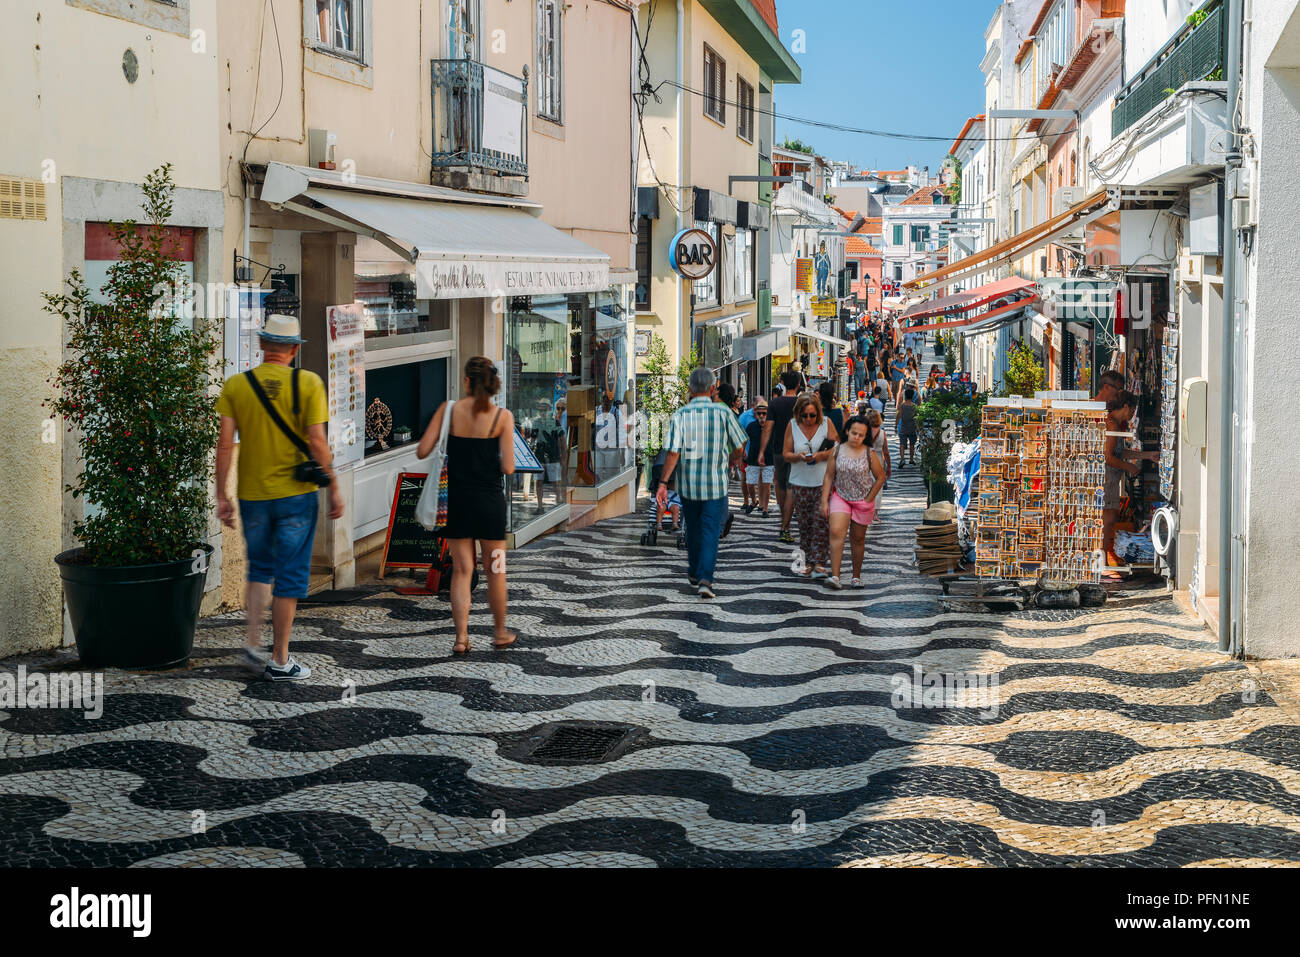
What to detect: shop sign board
<box><xmin>668</xmin><ymin>228</ymin><xmax>718</xmax><ymax>281</ymax></box>
<box><xmin>812</xmin><ymin>297</ymin><xmax>837</xmax><ymax>318</ymax></box>
<box><xmin>325</xmin><ymin>304</ymin><xmax>366</xmax><ymax>469</ymax></box>
<box><xmin>377</xmin><ymin>473</ymin><xmax>441</xmax><ymax>574</ymax></box>
<box><xmin>796</xmin><ymin>257</ymin><xmax>814</xmax><ymax>292</ymax></box>
<box><xmin>227</xmin><ymin>285</ymin><xmax>268</xmax><ymax>376</ymax></box>
<box><xmin>481</xmin><ymin>65</ymin><xmax>525</xmax><ymax>160</ymax></box>
<box><xmin>635</xmin><ymin>330</ymin><xmax>652</xmax><ymax>356</ymax></box>
<box><xmin>416</xmin><ymin>260</ymin><xmax>609</xmax><ymax>300</ymax></box>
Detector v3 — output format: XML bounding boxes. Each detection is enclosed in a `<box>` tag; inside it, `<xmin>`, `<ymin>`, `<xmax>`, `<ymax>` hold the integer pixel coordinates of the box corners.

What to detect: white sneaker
<box><xmin>264</xmin><ymin>657</ymin><xmax>312</xmax><ymax>681</ymax></box>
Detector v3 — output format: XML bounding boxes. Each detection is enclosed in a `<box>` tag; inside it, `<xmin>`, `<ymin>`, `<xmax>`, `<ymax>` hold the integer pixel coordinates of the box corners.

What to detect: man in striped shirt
<box><xmin>657</xmin><ymin>366</ymin><xmax>747</xmax><ymax>599</ymax></box>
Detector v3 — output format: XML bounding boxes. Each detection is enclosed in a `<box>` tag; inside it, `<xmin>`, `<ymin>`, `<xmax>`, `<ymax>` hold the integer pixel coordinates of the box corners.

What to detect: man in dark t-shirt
<box><xmin>759</xmin><ymin>370</ymin><xmax>803</xmax><ymax>543</ymax></box>
<box><xmin>744</xmin><ymin>401</ymin><xmax>774</xmax><ymax>516</ymax></box>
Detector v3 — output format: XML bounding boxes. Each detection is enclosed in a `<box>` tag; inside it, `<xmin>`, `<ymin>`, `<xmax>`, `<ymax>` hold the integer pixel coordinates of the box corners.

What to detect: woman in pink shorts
<box><xmin>820</xmin><ymin>415</ymin><xmax>886</xmax><ymax>589</ymax></box>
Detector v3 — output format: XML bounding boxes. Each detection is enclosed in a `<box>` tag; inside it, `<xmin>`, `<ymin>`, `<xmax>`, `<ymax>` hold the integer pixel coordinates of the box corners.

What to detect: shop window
<box><xmin>354</xmin><ymin>239</ymin><xmax>452</xmax><ymax>348</ymax></box>
<box><xmin>536</xmin><ymin>0</ymin><xmax>562</xmax><ymax>122</ymax></box>
<box><xmin>846</xmin><ymin>260</ymin><xmax>859</xmax><ymax>282</ymax></box>
<box><xmin>506</xmin><ymin>295</ymin><xmax>572</xmax><ymax>530</ymax></box>
<box><xmin>721</xmin><ymin>232</ymin><xmax>736</xmax><ymax>304</ymax></box>
<box><xmin>635</xmin><ymin>217</ymin><xmax>653</xmax><ymax>311</ymax></box>
<box><xmin>703</xmin><ymin>44</ymin><xmax>726</xmax><ymax>124</ymax></box>
<box><xmin>363</xmin><ymin>357</ymin><xmax>447</xmax><ymax>458</ymax></box>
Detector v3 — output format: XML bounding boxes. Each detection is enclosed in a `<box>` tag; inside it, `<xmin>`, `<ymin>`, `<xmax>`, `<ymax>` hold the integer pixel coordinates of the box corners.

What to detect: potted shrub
<box><xmin>916</xmin><ymin>387</ymin><xmax>987</xmax><ymax>505</ymax></box>
<box><xmin>45</xmin><ymin>165</ymin><xmax>222</xmax><ymax>670</ymax></box>
<box><xmin>393</xmin><ymin>424</ymin><xmax>413</xmax><ymax>444</ymax></box>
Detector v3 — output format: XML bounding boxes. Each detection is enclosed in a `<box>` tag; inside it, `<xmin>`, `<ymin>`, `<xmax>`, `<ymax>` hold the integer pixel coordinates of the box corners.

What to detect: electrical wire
<box><xmin>241</xmin><ymin>0</ymin><xmax>286</xmax><ymax>193</ymax></box>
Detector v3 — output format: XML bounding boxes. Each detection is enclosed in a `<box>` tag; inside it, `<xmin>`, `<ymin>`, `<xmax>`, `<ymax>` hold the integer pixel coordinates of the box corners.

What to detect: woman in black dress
<box><xmin>417</xmin><ymin>357</ymin><xmax>517</xmax><ymax>654</ymax></box>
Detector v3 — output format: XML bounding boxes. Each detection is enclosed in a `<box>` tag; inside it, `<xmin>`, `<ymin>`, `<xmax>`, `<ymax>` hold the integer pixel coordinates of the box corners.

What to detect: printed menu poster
<box><xmin>227</xmin><ymin>285</ymin><xmax>267</xmax><ymax>376</ymax></box>
<box><xmin>326</xmin><ymin>303</ymin><xmax>366</xmax><ymax>469</ymax></box>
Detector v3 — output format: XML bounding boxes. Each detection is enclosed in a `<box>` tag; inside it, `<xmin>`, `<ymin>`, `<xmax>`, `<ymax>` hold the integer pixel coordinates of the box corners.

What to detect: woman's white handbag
<box><xmin>415</xmin><ymin>401</ymin><xmax>454</xmax><ymax>530</ymax></box>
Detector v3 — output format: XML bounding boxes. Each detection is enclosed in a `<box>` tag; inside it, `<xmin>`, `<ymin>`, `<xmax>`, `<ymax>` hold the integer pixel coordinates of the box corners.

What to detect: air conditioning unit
<box><xmin>1053</xmin><ymin>186</ymin><xmax>1087</xmax><ymax>216</ymax></box>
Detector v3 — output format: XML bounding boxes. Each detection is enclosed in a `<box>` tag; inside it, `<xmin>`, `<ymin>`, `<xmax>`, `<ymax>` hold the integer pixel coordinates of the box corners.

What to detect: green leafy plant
<box><xmin>779</xmin><ymin>138</ymin><xmax>816</xmax><ymax>155</ymax></box>
<box><xmin>998</xmin><ymin>338</ymin><xmax>1046</xmax><ymax>398</ymax></box>
<box><xmin>636</xmin><ymin>335</ymin><xmax>701</xmax><ymax>459</ymax></box>
<box><xmin>44</xmin><ymin>164</ymin><xmax>222</xmax><ymax>567</ymax></box>
<box><xmin>915</xmin><ymin>388</ymin><xmax>987</xmax><ymax>488</ymax></box>
<box><xmin>943</xmin><ymin>333</ymin><xmax>958</xmax><ymax>375</ymax></box>
<box><xmin>943</xmin><ymin>153</ymin><xmax>963</xmax><ymax>205</ymax></box>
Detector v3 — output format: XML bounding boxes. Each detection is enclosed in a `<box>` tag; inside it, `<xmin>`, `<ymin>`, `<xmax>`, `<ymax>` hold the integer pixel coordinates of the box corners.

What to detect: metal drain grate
<box><xmin>523</xmin><ymin>723</ymin><xmax>641</xmax><ymax>765</ymax></box>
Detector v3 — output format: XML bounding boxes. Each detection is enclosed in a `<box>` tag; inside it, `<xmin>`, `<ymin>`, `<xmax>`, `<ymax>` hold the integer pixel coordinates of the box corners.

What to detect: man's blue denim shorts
<box><xmin>239</xmin><ymin>491</ymin><xmax>319</xmax><ymax>599</ymax></box>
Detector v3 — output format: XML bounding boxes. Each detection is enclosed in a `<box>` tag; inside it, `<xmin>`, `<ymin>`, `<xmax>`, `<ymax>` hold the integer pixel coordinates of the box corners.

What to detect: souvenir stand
<box><xmin>961</xmin><ymin>396</ymin><xmax>1108</xmax><ymax>605</ymax></box>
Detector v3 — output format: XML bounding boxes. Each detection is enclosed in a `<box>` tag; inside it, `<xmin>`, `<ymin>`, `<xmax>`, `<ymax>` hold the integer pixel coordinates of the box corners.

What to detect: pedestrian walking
<box><xmin>658</xmin><ymin>367</ymin><xmax>747</xmax><ymax>599</ymax></box>
<box><xmin>890</xmin><ymin>350</ymin><xmax>908</xmax><ymax>407</ymax></box>
<box><xmin>759</xmin><ymin>370</ymin><xmax>803</xmax><ymax>543</ymax></box>
<box><xmin>215</xmin><ymin>314</ymin><xmax>343</xmax><ymax>681</ymax></box>
<box><xmin>743</xmin><ymin>399</ymin><xmax>774</xmax><ymax>517</ymax></box>
<box><xmin>821</xmin><ymin>415</ymin><xmax>887</xmax><ymax>588</ymax></box>
<box><xmin>869</xmin><ymin>385</ymin><xmax>886</xmax><ymax>415</ymax></box>
<box><xmin>897</xmin><ymin>387</ymin><xmax>919</xmax><ymax>465</ymax></box>
<box><xmin>417</xmin><ymin>356</ymin><xmax>518</xmax><ymax>653</ymax></box>
<box><xmin>867</xmin><ymin>408</ymin><xmax>892</xmax><ymax>496</ymax></box>
<box><xmin>819</xmin><ymin>381</ymin><xmax>845</xmax><ymax>439</ymax></box>
<box><xmin>738</xmin><ymin>396</ymin><xmax>762</xmax><ymax>513</ymax></box>
<box><xmin>784</xmin><ymin>393</ymin><xmax>838</xmax><ymax>578</ymax></box>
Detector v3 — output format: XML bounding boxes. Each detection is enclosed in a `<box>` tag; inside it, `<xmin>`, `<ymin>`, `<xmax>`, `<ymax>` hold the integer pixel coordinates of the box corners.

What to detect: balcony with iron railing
<box><xmin>430</xmin><ymin>58</ymin><xmax>529</xmax><ymax>186</ymax></box>
<box><xmin>1112</xmin><ymin>0</ymin><xmax>1225</xmax><ymax>138</ymax></box>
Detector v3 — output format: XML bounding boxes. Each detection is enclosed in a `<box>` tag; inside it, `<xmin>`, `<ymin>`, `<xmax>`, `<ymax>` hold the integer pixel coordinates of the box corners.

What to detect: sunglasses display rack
<box><xmin>974</xmin><ymin>397</ymin><xmax>1106</xmax><ymax>585</ymax></box>
<box><xmin>1158</xmin><ymin>325</ymin><xmax>1179</xmax><ymax>501</ymax></box>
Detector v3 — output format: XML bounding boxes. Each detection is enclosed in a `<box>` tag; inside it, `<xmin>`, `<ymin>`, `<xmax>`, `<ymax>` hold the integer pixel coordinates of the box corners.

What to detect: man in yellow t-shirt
<box><xmin>215</xmin><ymin>315</ymin><xmax>343</xmax><ymax>681</ymax></box>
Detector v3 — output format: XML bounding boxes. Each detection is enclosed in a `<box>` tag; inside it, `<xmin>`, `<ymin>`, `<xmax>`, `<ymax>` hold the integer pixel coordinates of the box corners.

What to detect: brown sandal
<box><xmin>452</xmin><ymin>638</ymin><xmax>471</xmax><ymax>655</ymax></box>
<box><xmin>492</xmin><ymin>631</ymin><xmax>519</xmax><ymax>649</ymax></box>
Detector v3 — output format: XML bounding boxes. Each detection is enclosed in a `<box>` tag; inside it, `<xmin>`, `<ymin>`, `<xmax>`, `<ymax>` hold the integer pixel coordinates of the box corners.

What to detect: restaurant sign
<box><xmin>668</xmin><ymin>228</ymin><xmax>718</xmax><ymax>281</ymax></box>
<box><xmin>416</xmin><ymin>260</ymin><xmax>609</xmax><ymax>300</ymax></box>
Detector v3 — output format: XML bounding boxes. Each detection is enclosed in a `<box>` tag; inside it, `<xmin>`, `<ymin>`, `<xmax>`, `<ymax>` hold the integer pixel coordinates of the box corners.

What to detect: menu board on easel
<box><xmin>378</xmin><ymin>472</ymin><xmax>441</xmax><ymax>577</ymax></box>
<box><xmin>326</xmin><ymin>304</ymin><xmax>366</xmax><ymax>469</ymax></box>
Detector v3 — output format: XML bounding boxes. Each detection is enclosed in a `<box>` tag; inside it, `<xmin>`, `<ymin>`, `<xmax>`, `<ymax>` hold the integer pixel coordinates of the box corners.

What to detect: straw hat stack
<box><xmin>915</xmin><ymin>502</ymin><xmax>961</xmax><ymax>576</ymax></box>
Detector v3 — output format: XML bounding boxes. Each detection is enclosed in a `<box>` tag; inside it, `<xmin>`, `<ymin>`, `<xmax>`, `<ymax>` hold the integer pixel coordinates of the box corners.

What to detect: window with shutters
<box><xmin>703</xmin><ymin>44</ymin><xmax>726</xmax><ymax>124</ymax></box>
<box><xmin>635</xmin><ymin>218</ymin><xmax>652</xmax><ymax>310</ymax></box>
<box><xmin>892</xmin><ymin>224</ymin><xmax>904</xmax><ymax>246</ymax></box>
<box><xmin>736</xmin><ymin>76</ymin><xmax>755</xmax><ymax>143</ymax></box>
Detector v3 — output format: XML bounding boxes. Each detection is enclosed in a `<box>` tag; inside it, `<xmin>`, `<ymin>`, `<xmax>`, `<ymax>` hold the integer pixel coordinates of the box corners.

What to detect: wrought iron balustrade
<box><xmin>430</xmin><ymin>58</ymin><xmax>528</xmax><ymax>178</ymax></box>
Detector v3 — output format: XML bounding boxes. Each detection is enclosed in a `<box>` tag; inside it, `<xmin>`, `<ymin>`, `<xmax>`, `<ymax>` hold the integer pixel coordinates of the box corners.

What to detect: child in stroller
<box><xmin>641</xmin><ymin>475</ymin><xmax>686</xmax><ymax>548</ymax></box>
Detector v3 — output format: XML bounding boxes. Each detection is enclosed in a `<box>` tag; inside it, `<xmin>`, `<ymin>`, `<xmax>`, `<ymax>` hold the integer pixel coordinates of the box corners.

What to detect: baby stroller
<box><xmin>640</xmin><ymin>493</ymin><xmax>687</xmax><ymax>549</ymax></box>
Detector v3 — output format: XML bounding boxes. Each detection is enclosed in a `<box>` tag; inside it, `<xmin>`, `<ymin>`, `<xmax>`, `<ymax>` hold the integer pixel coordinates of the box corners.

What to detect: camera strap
<box><xmin>245</xmin><ymin>369</ymin><xmax>313</xmax><ymax>461</ymax></box>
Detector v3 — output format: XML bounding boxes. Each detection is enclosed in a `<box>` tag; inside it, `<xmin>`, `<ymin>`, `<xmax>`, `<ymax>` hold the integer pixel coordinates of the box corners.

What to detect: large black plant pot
<box><xmin>55</xmin><ymin>543</ymin><xmax>212</xmax><ymax>670</ymax></box>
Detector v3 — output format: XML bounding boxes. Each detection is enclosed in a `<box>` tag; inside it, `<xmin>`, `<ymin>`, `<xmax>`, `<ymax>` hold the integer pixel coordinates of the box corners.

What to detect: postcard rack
<box><xmin>975</xmin><ymin>397</ymin><xmax>1105</xmax><ymax>585</ymax></box>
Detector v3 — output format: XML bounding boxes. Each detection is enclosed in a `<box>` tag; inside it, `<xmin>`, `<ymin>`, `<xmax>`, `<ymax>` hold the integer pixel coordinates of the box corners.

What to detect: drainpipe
<box><xmin>1218</xmin><ymin>0</ymin><xmax>1243</xmax><ymax>654</ymax></box>
<box><xmin>676</xmin><ymin>0</ymin><xmax>687</xmax><ymax>356</ymax></box>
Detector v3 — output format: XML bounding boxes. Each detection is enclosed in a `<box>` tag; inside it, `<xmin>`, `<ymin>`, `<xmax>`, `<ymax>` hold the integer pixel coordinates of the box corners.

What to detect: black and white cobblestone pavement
<box><xmin>4</xmin><ymin>393</ymin><xmax>1300</xmax><ymax>867</ymax></box>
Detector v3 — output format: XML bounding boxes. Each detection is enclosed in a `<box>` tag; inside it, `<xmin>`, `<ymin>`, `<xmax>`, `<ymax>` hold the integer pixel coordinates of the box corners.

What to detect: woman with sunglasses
<box><xmin>783</xmin><ymin>393</ymin><xmax>839</xmax><ymax>578</ymax></box>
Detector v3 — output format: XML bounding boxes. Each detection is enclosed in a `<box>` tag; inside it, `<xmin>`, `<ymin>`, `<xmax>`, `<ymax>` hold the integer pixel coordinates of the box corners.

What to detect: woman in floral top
<box><xmin>820</xmin><ymin>415</ymin><xmax>886</xmax><ymax>589</ymax></box>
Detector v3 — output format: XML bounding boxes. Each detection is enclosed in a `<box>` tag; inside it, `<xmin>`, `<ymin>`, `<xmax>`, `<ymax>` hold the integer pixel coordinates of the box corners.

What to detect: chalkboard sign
<box><xmin>513</xmin><ymin>427</ymin><xmax>544</xmax><ymax>473</ymax></box>
<box><xmin>378</xmin><ymin>472</ymin><xmax>442</xmax><ymax>576</ymax></box>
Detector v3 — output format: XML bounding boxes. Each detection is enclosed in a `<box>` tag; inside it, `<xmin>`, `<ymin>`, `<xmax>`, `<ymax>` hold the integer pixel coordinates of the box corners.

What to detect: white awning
<box><xmin>790</xmin><ymin>324</ymin><xmax>851</xmax><ymax>349</ymax></box>
<box><xmin>258</xmin><ymin>162</ymin><xmax>610</xmax><ymax>300</ymax></box>
<box><xmin>300</xmin><ymin>188</ymin><xmax>609</xmax><ymax>300</ymax></box>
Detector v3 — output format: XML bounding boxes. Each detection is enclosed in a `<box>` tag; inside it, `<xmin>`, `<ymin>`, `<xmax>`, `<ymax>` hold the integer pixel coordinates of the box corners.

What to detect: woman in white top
<box><xmin>866</xmin><ymin>408</ymin><xmax>892</xmax><ymax>499</ymax></box>
<box><xmin>783</xmin><ymin>393</ymin><xmax>839</xmax><ymax>577</ymax></box>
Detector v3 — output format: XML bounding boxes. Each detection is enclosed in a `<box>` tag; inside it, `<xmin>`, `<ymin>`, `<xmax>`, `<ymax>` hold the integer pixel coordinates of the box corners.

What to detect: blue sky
<box><xmin>771</xmin><ymin>0</ymin><xmax>996</xmax><ymax>171</ymax></box>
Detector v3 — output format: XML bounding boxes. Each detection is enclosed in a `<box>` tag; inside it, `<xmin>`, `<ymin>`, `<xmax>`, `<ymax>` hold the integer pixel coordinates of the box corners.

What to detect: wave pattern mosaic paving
<box><xmin>3</xmin><ymin>410</ymin><xmax>1300</xmax><ymax>867</ymax></box>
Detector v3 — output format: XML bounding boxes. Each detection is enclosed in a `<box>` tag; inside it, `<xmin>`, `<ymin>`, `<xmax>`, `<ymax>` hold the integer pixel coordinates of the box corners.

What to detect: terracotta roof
<box><xmin>949</xmin><ymin>114</ymin><xmax>986</xmax><ymax>155</ymax></box>
<box><xmin>750</xmin><ymin>0</ymin><xmax>779</xmax><ymax>35</ymax></box>
<box><xmin>899</xmin><ymin>186</ymin><xmax>950</xmax><ymax>207</ymax></box>
<box><xmin>847</xmin><ymin>237</ymin><xmax>882</xmax><ymax>256</ymax></box>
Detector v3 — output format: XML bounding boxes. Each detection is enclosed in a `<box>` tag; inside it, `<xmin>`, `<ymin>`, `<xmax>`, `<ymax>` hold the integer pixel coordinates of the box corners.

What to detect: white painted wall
<box><xmin>1124</xmin><ymin>0</ymin><xmax>1198</xmax><ymax>78</ymax></box>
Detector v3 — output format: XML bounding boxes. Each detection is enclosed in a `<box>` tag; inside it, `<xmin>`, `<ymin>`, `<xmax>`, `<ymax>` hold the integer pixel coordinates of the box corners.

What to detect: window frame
<box><xmin>635</xmin><ymin>217</ymin><xmax>653</xmax><ymax>311</ymax></box>
<box><xmin>703</xmin><ymin>44</ymin><xmax>726</xmax><ymax>125</ymax></box>
<box><xmin>733</xmin><ymin>228</ymin><xmax>755</xmax><ymax>301</ymax></box>
<box><xmin>310</xmin><ymin>0</ymin><xmax>366</xmax><ymax>64</ymax></box>
<box><xmin>536</xmin><ymin>0</ymin><xmax>563</xmax><ymax>123</ymax></box>
<box><xmin>736</xmin><ymin>76</ymin><xmax>755</xmax><ymax>143</ymax></box>
<box><xmin>692</xmin><ymin>220</ymin><xmax>721</xmax><ymax>308</ymax></box>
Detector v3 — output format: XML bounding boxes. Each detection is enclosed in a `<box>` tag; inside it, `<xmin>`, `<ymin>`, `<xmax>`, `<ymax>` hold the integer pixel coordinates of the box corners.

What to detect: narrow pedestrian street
<box><xmin>4</xmin><ymin>387</ymin><xmax>1299</xmax><ymax>867</ymax></box>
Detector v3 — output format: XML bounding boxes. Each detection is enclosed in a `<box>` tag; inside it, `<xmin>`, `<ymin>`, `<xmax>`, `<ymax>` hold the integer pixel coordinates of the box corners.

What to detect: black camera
<box><xmin>295</xmin><ymin>459</ymin><xmax>332</xmax><ymax>487</ymax></box>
